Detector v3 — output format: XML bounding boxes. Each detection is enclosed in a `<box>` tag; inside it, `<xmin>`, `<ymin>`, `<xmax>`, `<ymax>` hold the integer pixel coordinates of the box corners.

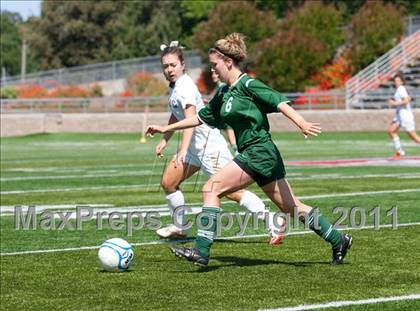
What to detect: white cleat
<box><xmin>156</xmin><ymin>224</ymin><xmax>187</xmax><ymax>239</ymax></box>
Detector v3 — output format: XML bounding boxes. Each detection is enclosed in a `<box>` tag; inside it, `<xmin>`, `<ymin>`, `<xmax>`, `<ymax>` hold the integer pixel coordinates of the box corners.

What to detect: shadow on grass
<box><xmin>185</xmin><ymin>256</ymin><xmax>331</xmax><ymax>273</ymax></box>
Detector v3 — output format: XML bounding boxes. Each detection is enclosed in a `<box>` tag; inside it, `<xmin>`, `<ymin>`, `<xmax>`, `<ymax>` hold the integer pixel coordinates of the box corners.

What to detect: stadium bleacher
<box><xmin>357</xmin><ymin>55</ymin><xmax>420</xmax><ymax>109</ymax></box>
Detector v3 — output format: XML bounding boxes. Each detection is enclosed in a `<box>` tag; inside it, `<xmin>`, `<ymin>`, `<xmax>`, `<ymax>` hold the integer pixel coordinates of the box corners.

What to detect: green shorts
<box><xmin>234</xmin><ymin>140</ymin><xmax>286</xmax><ymax>187</ymax></box>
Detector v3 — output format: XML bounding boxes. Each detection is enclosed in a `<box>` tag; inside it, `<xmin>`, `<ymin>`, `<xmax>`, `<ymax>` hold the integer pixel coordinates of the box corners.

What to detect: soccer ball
<box><xmin>98</xmin><ymin>238</ymin><xmax>134</xmax><ymax>272</ymax></box>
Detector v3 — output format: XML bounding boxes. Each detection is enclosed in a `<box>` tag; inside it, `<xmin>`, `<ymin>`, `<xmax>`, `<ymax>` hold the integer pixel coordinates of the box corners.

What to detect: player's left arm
<box><xmin>244</xmin><ymin>79</ymin><xmax>321</xmax><ymax>138</ymax></box>
<box><xmin>278</xmin><ymin>103</ymin><xmax>321</xmax><ymax>138</ymax></box>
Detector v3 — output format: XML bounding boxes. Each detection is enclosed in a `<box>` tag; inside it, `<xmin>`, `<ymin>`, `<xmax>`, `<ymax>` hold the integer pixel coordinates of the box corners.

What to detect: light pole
<box><xmin>21</xmin><ymin>39</ymin><xmax>27</xmax><ymax>83</ymax></box>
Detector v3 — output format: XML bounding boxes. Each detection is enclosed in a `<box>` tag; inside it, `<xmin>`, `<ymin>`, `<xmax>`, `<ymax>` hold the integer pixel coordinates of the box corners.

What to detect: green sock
<box><xmin>306</xmin><ymin>208</ymin><xmax>342</xmax><ymax>248</ymax></box>
<box><xmin>195</xmin><ymin>207</ymin><xmax>219</xmax><ymax>258</ymax></box>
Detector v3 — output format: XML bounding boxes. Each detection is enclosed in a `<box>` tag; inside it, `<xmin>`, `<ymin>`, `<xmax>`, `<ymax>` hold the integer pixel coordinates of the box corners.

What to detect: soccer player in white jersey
<box><xmin>155</xmin><ymin>42</ymin><xmax>283</xmax><ymax>245</ymax></box>
<box><xmin>388</xmin><ymin>73</ymin><xmax>420</xmax><ymax>158</ymax></box>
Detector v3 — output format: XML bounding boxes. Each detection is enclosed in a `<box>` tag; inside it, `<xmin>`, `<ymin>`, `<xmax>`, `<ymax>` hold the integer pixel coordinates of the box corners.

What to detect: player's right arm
<box><xmin>155</xmin><ymin>113</ymin><xmax>177</xmax><ymax>158</ymax></box>
<box><xmin>147</xmin><ymin>115</ymin><xmax>202</xmax><ymax>136</ymax></box>
<box><xmin>147</xmin><ymin>93</ymin><xmax>223</xmax><ymax>136</ymax></box>
<box><xmin>389</xmin><ymin>86</ymin><xmax>411</xmax><ymax>106</ymax></box>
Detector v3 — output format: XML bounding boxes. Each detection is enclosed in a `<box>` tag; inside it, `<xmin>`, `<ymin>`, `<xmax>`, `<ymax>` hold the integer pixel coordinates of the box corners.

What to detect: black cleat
<box><xmin>332</xmin><ymin>233</ymin><xmax>353</xmax><ymax>265</ymax></box>
<box><xmin>170</xmin><ymin>246</ymin><xmax>209</xmax><ymax>266</ymax></box>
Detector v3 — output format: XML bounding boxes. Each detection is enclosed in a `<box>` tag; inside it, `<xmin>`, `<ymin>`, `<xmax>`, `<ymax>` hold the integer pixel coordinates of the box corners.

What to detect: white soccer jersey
<box><xmin>167</xmin><ymin>74</ymin><xmax>232</xmax><ymax>171</ymax></box>
<box><xmin>393</xmin><ymin>85</ymin><xmax>415</xmax><ymax>131</ymax></box>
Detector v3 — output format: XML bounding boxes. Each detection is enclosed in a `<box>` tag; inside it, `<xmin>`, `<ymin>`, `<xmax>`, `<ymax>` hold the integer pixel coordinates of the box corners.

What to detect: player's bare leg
<box><xmin>262</xmin><ymin>179</ymin><xmax>352</xmax><ymax>264</ymax></box>
<box><xmin>406</xmin><ymin>130</ymin><xmax>420</xmax><ymax>144</ymax></box>
<box><xmin>157</xmin><ymin>160</ymin><xmax>200</xmax><ymax>239</ymax></box>
<box><xmin>388</xmin><ymin>122</ymin><xmax>405</xmax><ymax>157</ymax></box>
<box><xmin>172</xmin><ymin>161</ymin><xmax>254</xmax><ymax>265</ymax></box>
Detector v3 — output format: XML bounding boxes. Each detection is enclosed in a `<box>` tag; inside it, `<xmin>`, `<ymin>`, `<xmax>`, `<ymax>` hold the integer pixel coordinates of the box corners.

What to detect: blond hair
<box><xmin>209</xmin><ymin>33</ymin><xmax>247</xmax><ymax>64</ymax></box>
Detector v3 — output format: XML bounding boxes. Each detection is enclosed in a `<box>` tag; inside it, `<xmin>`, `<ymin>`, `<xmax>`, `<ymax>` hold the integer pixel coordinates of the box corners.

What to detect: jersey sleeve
<box><xmin>197</xmin><ymin>91</ymin><xmax>223</xmax><ymax>128</ymax></box>
<box><xmin>177</xmin><ymin>83</ymin><xmax>197</xmax><ymax>109</ymax></box>
<box><xmin>244</xmin><ymin>78</ymin><xmax>290</xmax><ymax>113</ymax></box>
<box><xmin>397</xmin><ymin>86</ymin><xmax>409</xmax><ymax>99</ymax></box>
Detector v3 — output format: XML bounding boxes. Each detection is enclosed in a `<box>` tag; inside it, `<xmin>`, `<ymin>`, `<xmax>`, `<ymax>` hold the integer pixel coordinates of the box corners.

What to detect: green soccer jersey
<box><xmin>198</xmin><ymin>73</ymin><xmax>290</xmax><ymax>152</ymax></box>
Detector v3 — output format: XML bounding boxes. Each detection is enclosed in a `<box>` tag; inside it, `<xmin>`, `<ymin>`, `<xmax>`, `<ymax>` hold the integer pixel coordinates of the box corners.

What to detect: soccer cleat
<box><xmin>392</xmin><ymin>150</ymin><xmax>405</xmax><ymax>160</ymax></box>
<box><xmin>156</xmin><ymin>224</ymin><xmax>187</xmax><ymax>239</ymax></box>
<box><xmin>268</xmin><ymin>216</ymin><xmax>286</xmax><ymax>246</ymax></box>
<box><xmin>269</xmin><ymin>233</ymin><xmax>284</xmax><ymax>246</ymax></box>
<box><xmin>170</xmin><ymin>246</ymin><xmax>209</xmax><ymax>266</ymax></box>
<box><xmin>332</xmin><ymin>233</ymin><xmax>353</xmax><ymax>265</ymax></box>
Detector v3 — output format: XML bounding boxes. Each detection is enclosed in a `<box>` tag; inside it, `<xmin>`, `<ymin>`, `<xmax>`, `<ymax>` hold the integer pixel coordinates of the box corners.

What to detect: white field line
<box><xmin>2</xmin><ymin>154</ymin><xmax>420</xmax><ymax>171</ymax></box>
<box><xmin>0</xmin><ymin>163</ymin><xmax>159</xmax><ymax>172</ymax></box>
<box><xmin>298</xmin><ymin>188</ymin><xmax>420</xmax><ymax>200</ymax></box>
<box><xmin>291</xmin><ymin>173</ymin><xmax>420</xmax><ymax>181</ymax></box>
<box><xmin>0</xmin><ymin>162</ymin><xmax>162</xmax><ymax>168</ymax></box>
<box><xmin>0</xmin><ymin>171</ymin><xmax>154</xmax><ymax>181</ymax></box>
<box><xmin>259</xmin><ymin>293</ymin><xmax>420</xmax><ymax>311</ymax></box>
<box><xmin>2</xmin><ymin>171</ymin><xmax>420</xmax><ymax>182</ymax></box>
<box><xmin>1</xmin><ymin>186</ymin><xmax>420</xmax><ymax>215</ymax></box>
<box><xmin>1</xmin><ymin>221</ymin><xmax>420</xmax><ymax>256</ymax></box>
<box><xmin>0</xmin><ymin>207</ymin><xmax>204</xmax><ymax>219</ymax></box>
<box><xmin>0</xmin><ymin>182</ymin><xmax>200</xmax><ymax>194</ymax></box>
<box><xmin>2</xmin><ymin>182</ymin><xmax>420</xmax><ymax>198</ymax></box>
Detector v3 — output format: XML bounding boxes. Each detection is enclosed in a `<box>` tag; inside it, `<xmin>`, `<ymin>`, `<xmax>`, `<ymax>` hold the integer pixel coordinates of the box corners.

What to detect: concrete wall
<box><xmin>2</xmin><ymin>110</ymin><xmax>419</xmax><ymax>137</ymax></box>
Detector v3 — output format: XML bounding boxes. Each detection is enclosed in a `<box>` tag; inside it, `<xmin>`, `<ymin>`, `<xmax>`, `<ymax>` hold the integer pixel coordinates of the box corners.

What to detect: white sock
<box><xmin>239</xmin><ymin>191</ymin><xmax>266</xmax><ymax>215</ymax></box>
<box><xmin>239</xmin><ymin>191</ymin><xmax>276</xmax><ymax>232</ymax></box>
<box><xmin>393</xmin><ymin>136</ymin><xmax>402</xmax><ymax>152</ymax></box>
<box><xmin>267</xmin><ymin>212</ymin><xmax>286</xmax><ymax>236</ymax></box>
<box><xmin>165</xmin><ymin>190</ymin><xmax>185</xmax><ymax>229</ymax></box>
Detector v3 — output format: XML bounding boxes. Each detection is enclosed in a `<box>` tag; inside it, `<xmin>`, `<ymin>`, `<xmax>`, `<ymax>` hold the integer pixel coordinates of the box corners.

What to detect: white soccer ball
<box><xmin>98</xmin><ymin>238</ymin><xmax>134</xmax><ymax>272</ymax></box>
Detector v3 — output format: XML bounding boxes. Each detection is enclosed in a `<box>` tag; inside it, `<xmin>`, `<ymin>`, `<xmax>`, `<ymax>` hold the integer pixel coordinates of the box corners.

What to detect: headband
<box><xmin>160</xmin><ymin>41</ymin><xmax>184</xmax><ymax>51</ymax></box>
<box><xmin>212</xmin><ymin>46</ymin><xmax>237</xmax><ymax>61</ymax></box>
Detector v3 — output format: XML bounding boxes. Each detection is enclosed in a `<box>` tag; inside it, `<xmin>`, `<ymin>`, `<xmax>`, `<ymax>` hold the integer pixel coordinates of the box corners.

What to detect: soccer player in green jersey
<box><xmin>147</xmin><ymin>33</ymin><xmax>352</xmax><ymax>266</ymax></box>
<box><xmin>209</xmin><ymin>70</ymin><xmax>239</xmax><ymax>156</ymax></box>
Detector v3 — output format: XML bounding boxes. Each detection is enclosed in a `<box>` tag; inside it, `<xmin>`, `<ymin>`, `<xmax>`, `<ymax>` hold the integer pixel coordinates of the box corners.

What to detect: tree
<box><xmin>254</xmin><ymin>0</ymin><xmax>305</xmax><ymax>18</ymax></box>
<box><xmin>254</xmin><ymin>28</ymin><xmax>328</xmax><ymax>92</ymax></box>
<box><xmin>112</xmin><ymin>1</ymin><xmax>183</xmax><ymax>60</ymax></box>
<box><xmin>1</xmin><ymin>11</ymin><xmax>23</xmax><ymax>76</ymax></box>
<box><xmin>191</xmin><ymin>1</ymin><xmax>279</xmax><ymax>65</ymax></box>
<box><xmin>324</xmin><ymin>0</ymin><xmax>419</xmax><ymax>22</ymax></box>
<box><xmin>281</xmin><ymin>1</ymin><xmax>345</xmax><ymax>60</ymax></box>
<box><xmin>1</xmin><ymin>11</ymin><xmax>39</xmax><ymax>76</ymax></box>
<box><xmin>26</xmin><ymin>1</ymin><xmax>124</xmax><ymax>69</ymax></box>
<box><xmin>349</xmin><ymin>1</ymin><xmax>405</xmax><ymax>73</ymax></box>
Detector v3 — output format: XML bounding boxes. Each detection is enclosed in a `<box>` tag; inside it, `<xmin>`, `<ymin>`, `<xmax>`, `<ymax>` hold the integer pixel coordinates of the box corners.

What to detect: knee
<box><xmin>202</xmin><ymin>179</ymin><xmax>223</xmax><ymax>201</ymax></box>
<box><xmin>160</xmin><ymin>177</ymin><xmax>177</xmax><ymax>193</ymax></box>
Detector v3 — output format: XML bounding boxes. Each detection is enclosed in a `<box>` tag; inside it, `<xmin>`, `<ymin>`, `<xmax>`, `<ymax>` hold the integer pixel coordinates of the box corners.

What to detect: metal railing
<box><xmin>1</xmin><ymin>51</ymin><xmax>202</xmax><ymax>88</ymax></box>
<box><xmin>3</xmin><ymin>89</ymin><xmax>419</xmax><ymax>113</ymax></box>
<box><xmin>345</xmin><ymin>30</ymin><xmax>420</xmax><ymax>109</ymax></box>
<box><xmin>351</xmin><ymin>89</ymin><xmax>420</xmax><ymax>109</ymax></box>
<box><xmin>0</xmin><ymin>92</ymin><xmax>348</xmax><ymax>113</ymax></box>
<box><xmin>407</xmin><ymin>15</ymin><xmax>420</xmax><ymax>35</ymax></box>
<box><xmin>0</xmin><ymin>96</ymin><xmax>168</xmax><ymax>114</ymax></box>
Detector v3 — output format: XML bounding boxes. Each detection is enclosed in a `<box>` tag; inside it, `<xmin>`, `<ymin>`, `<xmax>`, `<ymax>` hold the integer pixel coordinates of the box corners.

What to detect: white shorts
<box><xmin>393</xmin><ymin>113</ymin><xmax>415</xmax><ymax>132</ymax></box>
<box><xmin>185</xmin><ymin>146</ymin><xmax>233</xmax><ymax>176</ymax></box>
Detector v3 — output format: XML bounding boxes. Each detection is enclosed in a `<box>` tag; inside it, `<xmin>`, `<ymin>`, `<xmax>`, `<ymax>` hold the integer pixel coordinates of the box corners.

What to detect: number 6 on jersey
<box><xmin>225</xmin><ymin>96</ymin><xmax>233</xmax><ymax>112</ymax></box>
